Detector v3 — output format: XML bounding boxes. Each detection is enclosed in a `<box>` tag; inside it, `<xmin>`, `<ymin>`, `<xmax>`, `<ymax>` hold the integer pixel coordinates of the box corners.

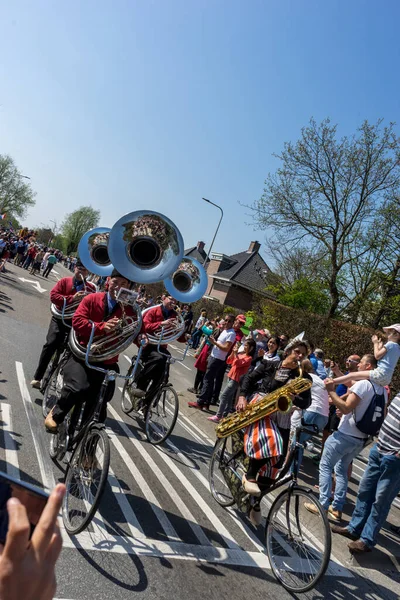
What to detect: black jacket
<box><xmin>239</xmin><ymin>359</ymin><xmax>312</xmax><ymax>410</ymax></box>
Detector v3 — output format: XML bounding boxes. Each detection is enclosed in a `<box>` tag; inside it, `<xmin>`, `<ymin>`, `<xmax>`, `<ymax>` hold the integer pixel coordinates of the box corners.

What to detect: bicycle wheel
<box><xmin>62</xmin><ymin>425</ymin><xmax>110</xmax><ymax>535</ymax></box>
<box><xmin>42</xmin><ymin>363</ymin><xmax>64</xmax><ymax>418</ymax></box>
<box><xmin>145</xmin><ymin>386</ymin><xmax>179</xmax><ymax>444</ymax></box>
<box><xmin>121</xmin><ymin>361</ymin><xmax>137</xmax><ymax>414</ymax></box>
<box><xmin>209</xmin><ymin>436</ymin><xmax>243</xmax><ymax>507</ymax></box>
<box><xmin>40</xmin><ymin>351</ymin><xmax>59</xmax><ymax>395</ymax></box>
<box><xmin>49</xmin><ymin>423</ymin><xmax>65</xmax><ymax>461</ymax></box>
<box><xmin>265</xmin><ymin>486</ymin><xmax>331</xmax><ymax>593</ymax></box>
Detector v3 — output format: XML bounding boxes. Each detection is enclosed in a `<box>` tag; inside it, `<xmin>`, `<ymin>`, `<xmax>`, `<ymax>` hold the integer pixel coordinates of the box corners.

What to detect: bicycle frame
<box><xmin>219</xmin><ymin>422</ymin><xmax>319</xmax><ymax>505</ymax></box>
<box><xmin>64</xmin><ymin>322</ymin><xmax>145</xmax><ymax>455</ymax></box>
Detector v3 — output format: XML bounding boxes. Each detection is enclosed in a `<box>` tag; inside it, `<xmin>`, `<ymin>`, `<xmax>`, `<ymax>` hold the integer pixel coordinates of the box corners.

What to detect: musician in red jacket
<box><xmin>131</xmin><ymin>295</ymin><xmax>188</xmax><ymax>403</ymax></box>
<box><xmin>45</xmin><ymin>269</ymin><xmax>137</xmax><ymax>432</ymax></box>
<box><xmin>31</xmin><ymin>260</ymin><xmax>95</xmax><ymax>389</ymax></box>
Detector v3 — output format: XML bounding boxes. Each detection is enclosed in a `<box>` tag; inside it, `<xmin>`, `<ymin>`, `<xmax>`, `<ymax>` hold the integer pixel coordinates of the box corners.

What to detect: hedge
<box><xmin>255</xmin><ymin>296</ymin><xmax>400</xmax><ymax>394</ymax></box>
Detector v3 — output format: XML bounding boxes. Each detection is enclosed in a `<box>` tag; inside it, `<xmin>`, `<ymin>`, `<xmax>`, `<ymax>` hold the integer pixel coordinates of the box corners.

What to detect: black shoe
<box><xmin>187</xmin><ymin>387</ymin><xmax>197</xmax><ymax>394</ymax></box>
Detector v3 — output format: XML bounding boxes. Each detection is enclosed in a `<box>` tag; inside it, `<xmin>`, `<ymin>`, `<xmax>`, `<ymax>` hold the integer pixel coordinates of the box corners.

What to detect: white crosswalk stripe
<box><xmin>1</xmin><ymin>363</ymin><xmax>352</xmax><ymax>577</ymax></box>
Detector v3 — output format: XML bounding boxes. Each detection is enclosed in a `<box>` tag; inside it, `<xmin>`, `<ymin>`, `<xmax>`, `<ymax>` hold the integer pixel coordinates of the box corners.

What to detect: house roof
<box><xmin>184</xmin><ymin>246</ymin><xmax>208</xmax><ymax>264</ymax></box>
<box><xmin>211</xmin><ymin>249</ymin><xmax>275</xmax><ymax>298</ymax></box>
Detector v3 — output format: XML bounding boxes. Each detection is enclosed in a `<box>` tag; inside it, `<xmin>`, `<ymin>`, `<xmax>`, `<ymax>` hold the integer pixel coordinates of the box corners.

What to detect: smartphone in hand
<box><xmin>0</xmin><ymin>471</ymin><xmax>49</xmax><ymax>544</ymax></box>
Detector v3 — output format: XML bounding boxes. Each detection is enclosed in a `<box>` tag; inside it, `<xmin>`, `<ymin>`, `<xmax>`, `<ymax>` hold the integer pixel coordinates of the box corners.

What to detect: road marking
<box><xmin>106</xmin><ymin>422</ymin><xmax>180</xmax><ymax>541</ymax></box>
<box><xmin>1</xmin><ymin>403</ymin><xmax>20</xmax><ymax>479</ymax></box>
<box><xmin>176</xmin><ymin>362</ymin><xmax>191</xmax><ymax>371</ymax></box>
<box><xmin>176</xmin><ymin>410</ymin><xmax>215</xmax><ymax>446</ymax></box>
<box><xmin>124</xmin><ymin>354</ymin><xmax>131</xmax><ymax>364</ymax></box>
<box><xmin>107</xmin><ymin>466</ymin><xmax>146</xmax><ymax>539</ymax></box>
<box><xmin>107</xmin><ymin>407</ymin><xmax>211</xmax><ymax>547</ymax></box>
<box><xmin>15</xmin><ymin>362</ymin><xmax>56</xmax><ymax>491</ymax></box>
<box><xmin>18</xmin><ymin>277</ymin><xmax>46</xmax><ymax>293</ymax></box>
<box><xmin>53</xmin><ymin>269</ymin><xmax>60</xmax><ymax>274</ymax></box>
<box><xmin>109</xmin><ymin>406</ymin><xmax>240</xmax><ymax>549</ymax></box>
<box><xmin>159</xmin><ymin>434</ymin><xmax>263</xmax><ymax>553</ymax></box>
<box><xmin>61</xmin><ymin>531</ymin><xmax>351</xmax><ymax>575</ymax></box>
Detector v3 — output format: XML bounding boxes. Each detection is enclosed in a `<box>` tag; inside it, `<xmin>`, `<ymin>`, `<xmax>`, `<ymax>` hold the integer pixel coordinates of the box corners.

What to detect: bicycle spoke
<box><xmin>265</xmin><ymin>488</ymin><xmax>331</xmax><ymax>593</ymax></box>
<box><xmin>62</xmin><ymin>427</ymin><xmax>110</xmax><ymax>535</ymax></box>
<box><xmin>145</xmin><ymin>387</ymin><xmax>178</xmax><ymax>444</ymax></box>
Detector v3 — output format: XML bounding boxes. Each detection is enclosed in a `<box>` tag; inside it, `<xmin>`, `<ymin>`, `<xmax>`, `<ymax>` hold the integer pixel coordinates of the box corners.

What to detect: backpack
<box><xmin>354</xmin><ymin>383</ymin><xmax>386</xmax><ymax>436</ymax></box>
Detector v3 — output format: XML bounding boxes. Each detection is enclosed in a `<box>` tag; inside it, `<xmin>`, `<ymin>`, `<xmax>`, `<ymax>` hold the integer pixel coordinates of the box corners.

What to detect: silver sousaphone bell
<box><xmin>107</xmin><ymin>210</ymin><xmax>184</xmax><ymax>284</ymax></box>
<box><xmin>78</xmin><ymin>226</ymin><xmax>114</xmax><ymax>277</ymax></box>
<box><xmin>164</xmin><ymin>257</ymin><xmax>208</xmax><ymax>303</ymax></box>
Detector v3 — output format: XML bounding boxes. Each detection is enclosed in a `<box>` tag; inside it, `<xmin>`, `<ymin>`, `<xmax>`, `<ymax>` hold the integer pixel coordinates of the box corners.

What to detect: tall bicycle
<box><xmin>49</xmin><ymin>322</ymin><xmax>144</xmax><ymax>535</ymax></box>
<box><xmin>40</xmin><ymin>298</ymin><xmax>71</xmax><ymax>406</ymax></box>
<box><xmin>121</xmin><ymin>338</ymin><xmax>189</xmax><ymax>444</ymax></box>
<box><xmin>209</xmin><ymin>422</ymin><xmax>331</xmax><ymax>593</ymax></box>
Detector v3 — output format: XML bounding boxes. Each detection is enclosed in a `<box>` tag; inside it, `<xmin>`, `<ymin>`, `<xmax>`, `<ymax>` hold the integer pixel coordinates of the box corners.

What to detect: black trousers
<box><xmin>52</xmin><ymin>353</ymin><xmax>118</xmax><ymax>425</ymax></box>
<box><xmin>34</xmin><ymin>316</ymin><xmax>70</xmax><ymax>381</ymax></box>
<box><xmin>135</xmin><ymin>344</ymin><xmax>170</xmax><ymax>402</ymax></box>
<box><xmin>194</xmin><ymin>369</ymin><xmax>205</xmax><ymax>391</ymax></box>
<box><xmin>197</xmin><ymin>356</ymin><xmax>227</xmax><ymax>406</ymax></box>
<box><xmin>43</xmin><ymin>263</ymin><xmax>54</xmax><ymax>278</ymax></box>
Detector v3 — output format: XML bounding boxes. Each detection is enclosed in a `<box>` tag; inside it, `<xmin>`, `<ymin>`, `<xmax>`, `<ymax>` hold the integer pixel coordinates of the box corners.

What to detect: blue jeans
<box><xmin>216</xmin><ymin>378</ymin><xmax>239</xmax><ymax>419</ymax></box>
<box><xmin>347</xmin><ymin>443</ymin><xmax>400</xmax><ymax>547</ymax></box>
<box><xmin>319</xmin><ymin>430</ymin><xmax>365</xmax><ymax>511</ymax></box>
<box><xmin>294</xmin><ymin>410</ymin><xmax>328</xmax><ymax>474</ymax></box>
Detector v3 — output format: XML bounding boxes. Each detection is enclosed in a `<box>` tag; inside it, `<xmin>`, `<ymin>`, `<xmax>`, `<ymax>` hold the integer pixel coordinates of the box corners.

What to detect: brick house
<box><xmin>203</xmin><ymin>241</ymin><xmax>275</xmax><ymax>311</ymax></box>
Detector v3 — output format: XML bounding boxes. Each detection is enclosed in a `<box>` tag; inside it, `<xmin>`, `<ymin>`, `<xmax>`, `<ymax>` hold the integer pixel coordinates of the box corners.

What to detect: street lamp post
<box><xmin>202</xmin><ymin>198</ymin><xmax>224</xmax><ymax>267</ymax></box>
<box><xmin>49</xmin><ymin>220</ymin><xmax>57</xmax><ymax>246</ymax></box>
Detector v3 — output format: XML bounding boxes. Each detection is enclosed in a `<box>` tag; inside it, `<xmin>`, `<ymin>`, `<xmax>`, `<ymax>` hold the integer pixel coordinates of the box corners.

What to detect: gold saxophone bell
<box><xmin>215</xmin><ymin>376</ymin><xmax>312</xmax><ymax>439</ymax></box>
<box><xmin>107</xmin><ymin>210</ymin><xmax>184</xmax><ymax>284</ymax></box>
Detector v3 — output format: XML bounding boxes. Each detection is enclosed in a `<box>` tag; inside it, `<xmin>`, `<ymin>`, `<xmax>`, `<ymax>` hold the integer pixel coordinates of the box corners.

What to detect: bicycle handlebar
<box><xmin>84</xmin><ymin>321</ymin><xmax>146</xmax><ymax>381</ymax></box>
<box><xmin>156</xmin><ymin>329</ymin><xmax>190</xmax><ymax>363</ymax></box>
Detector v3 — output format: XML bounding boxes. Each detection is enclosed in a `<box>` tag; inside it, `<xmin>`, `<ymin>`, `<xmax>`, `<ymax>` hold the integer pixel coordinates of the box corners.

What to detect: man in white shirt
<box><xmin>305</xmin><ymin>354</ymin><xmax>387</xmax><ymax>521</ymax></box>
<box><xmin>188</xmin><ymin>314</ymin><xmax>237</xmax><ymax>410</ymax></box>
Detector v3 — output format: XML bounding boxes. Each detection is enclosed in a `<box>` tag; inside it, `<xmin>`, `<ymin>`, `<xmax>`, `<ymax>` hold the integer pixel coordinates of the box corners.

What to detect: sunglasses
<box><xmin>346</xmin><ymin>359</ymin><xmax>359</xmax><ymax>363</ymax></box>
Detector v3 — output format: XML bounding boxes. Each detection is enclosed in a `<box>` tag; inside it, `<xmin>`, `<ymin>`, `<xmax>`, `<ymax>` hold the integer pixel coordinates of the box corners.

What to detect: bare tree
<box><xmin>251</xmin><ymin>118</ymin><xmax>400</xmax><ymax>317</ymax></box>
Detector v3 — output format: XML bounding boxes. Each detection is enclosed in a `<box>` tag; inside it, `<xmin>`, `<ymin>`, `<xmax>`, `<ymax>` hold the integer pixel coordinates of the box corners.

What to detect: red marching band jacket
<box><xmin>142</xmin><ymin>304</ymin><xmax>187</xmax><ymax>347</ymax></box>
<box><xmin>72</xmin><ymin>292</ymin><xmax>138</xmax><ymax>365</ymax></box>
<box><xmin>50</xmin><ymin>277</ymin><xmax>97</xmax><ymax>310</ymax></box>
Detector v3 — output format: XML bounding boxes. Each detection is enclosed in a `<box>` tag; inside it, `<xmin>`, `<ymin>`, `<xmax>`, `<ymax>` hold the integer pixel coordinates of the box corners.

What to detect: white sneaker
<box><xmin>31</xmin><ymin>380</ymin><xmax>41</xmax><ymax>389</ymax></box>
<box><xmin>242</xmin><ymin>474</ymin><xmax>261</xmax><ymax>497</ymax></box>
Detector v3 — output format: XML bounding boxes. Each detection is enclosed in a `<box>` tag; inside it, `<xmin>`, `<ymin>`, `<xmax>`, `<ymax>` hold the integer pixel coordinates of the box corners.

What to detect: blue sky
<box><xmin>1</xmin><ymin>0</ymin><xmax>399</xmax><ymax>262</ymax></box>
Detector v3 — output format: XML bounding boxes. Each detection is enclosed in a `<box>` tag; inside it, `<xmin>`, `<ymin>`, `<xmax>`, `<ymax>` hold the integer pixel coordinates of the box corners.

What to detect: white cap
<box><xmin>382</xmin><ymin>324</ymin><xmax>400</xmax><ymax>334</ymax></box>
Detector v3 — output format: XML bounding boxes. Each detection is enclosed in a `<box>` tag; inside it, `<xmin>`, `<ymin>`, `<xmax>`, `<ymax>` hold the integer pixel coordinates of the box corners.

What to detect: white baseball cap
<box><xmin>382</xmin><ymin>324</ymin><xmax>400</xmax><ymax>334</ymax></box>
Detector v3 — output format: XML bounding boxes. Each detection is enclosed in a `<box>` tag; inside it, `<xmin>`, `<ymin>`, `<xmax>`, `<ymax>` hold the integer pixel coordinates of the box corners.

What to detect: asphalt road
<box><xmin>0</xmin><ymin>261</ymin><xmax>399</xmax><ymax>600</ymax></box>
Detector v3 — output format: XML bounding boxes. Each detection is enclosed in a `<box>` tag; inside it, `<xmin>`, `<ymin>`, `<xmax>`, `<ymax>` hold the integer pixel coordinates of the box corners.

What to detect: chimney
<box><xmin>247</xmin><ymin>240</ymin><xmax>261</xmax><ymax>254</ymax></box>
<box><xmin>197</xmin><ymin>241</ymin><xmax>205</xmax><ymax>252</ymax></box>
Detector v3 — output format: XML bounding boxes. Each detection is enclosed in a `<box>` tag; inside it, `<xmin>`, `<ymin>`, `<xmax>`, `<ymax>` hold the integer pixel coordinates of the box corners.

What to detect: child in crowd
<box><xmin>332</xmin><ymin>324</ymin><xmax>400</xmax><ymax>387</ymax></box>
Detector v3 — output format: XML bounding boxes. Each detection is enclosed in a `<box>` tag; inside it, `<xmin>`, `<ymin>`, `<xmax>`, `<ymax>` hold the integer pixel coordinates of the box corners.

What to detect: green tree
<box><xmin>52</xmin><ymin>234</ymin><xmax>67</xmax><ymax>253</ymax></box>
<box><xmin>268</xmin><ymin>278</ymin><xmax>331</xmax><ymax>315</ymax></box>
<box><xmin>61</xmin><ymin>206</ymin><xmax>100</xmax><ymax>254</ymax></box>
<box><xmin>251</xmin><ymin>118</ymin><xmax>400</xmax><ymax>317</ymax></box>
<box><xmin>0</xmin><ymin>155</ymin><xmax>36</xmax><ymax>218</ymax></box>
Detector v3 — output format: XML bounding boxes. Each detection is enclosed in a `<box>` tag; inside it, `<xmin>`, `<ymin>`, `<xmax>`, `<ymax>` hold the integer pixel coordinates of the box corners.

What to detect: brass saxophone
<box><xmin>215</xmin><ymin>375</ymin><xmax>312</xmax><ymax>439</ymax></box>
